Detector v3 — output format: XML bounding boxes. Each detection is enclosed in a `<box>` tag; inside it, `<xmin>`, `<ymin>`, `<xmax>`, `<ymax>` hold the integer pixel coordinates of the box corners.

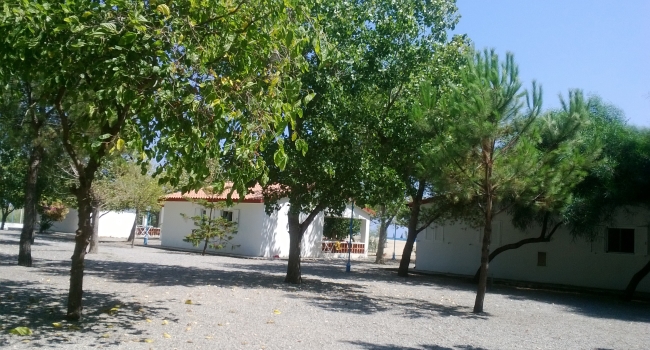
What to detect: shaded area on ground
<box><xmin>0</xmin><ymin>279</ymin><xmax>175</xmax><ymax>348</ymax></box>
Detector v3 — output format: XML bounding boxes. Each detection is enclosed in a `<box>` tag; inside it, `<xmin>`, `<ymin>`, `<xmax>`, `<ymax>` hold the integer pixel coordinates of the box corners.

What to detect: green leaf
<box><xmin>303</xmin><ymin>93</ymin><xmax>316</xmax><ymax>105</ymax></box>
<box><xmin>9</xmin><ymin>327</ymin><xmax>32</xmax><ymax>336</ymax></box>
<box><xmin>157</xmin><ymin>4</ymin><xmax>170</xmax><ymax>17</ymax></box>
<box><xmin>295</xmin><ymin>138</ymin><xmax>308</xmax><ymax>156</ymax></box>
<box><xmin>273</xmin><ymin>147</ymin><xmax>288</xmax><ymax>171</ymax></box>
<box><xmin>119</xmin><ymin>32</ymin><xmax>137</xmax><ymax>46</ymax></box>
<box><xmin>100</xmin><ymin>22</ymin><xmax>117</xmax><ymax>33</ymax></box>
<box><xmin>99</xmin><ymin>134</ymin><xmax>112</xmax><ymax>140</ymax></box>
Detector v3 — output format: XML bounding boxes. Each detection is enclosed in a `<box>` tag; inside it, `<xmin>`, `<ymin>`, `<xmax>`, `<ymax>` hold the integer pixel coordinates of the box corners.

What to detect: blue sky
<box><xmin>452</xmin><ymin>0</ymin><xmax>649</xmax><ymax>127</ymax></box>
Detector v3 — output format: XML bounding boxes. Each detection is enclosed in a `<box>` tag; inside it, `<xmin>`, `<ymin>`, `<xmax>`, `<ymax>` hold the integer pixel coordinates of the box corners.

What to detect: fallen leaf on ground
<box><xmin>10</xmin><ymin>327</ymin><xmax>32</xmax><ymax>336</ymax></box>
<box><xmin>52</xmin><ymin>322</ymin><xmax>63</xmax><ymax>328</ymax></box>
<box><xmin>163</xmin><ymin>333</ymin><xmax>171</xmax><ymax>338</ymax></box>
<box><xmin>273</xmin><ymin>309</ymin><xmax>281</xmax><ymax>315</ymax></box>
<box><xmin>146</xmin><ymin>319</ymin><xmax>152</xmax><ymax>323</ymax></box>
<box><xmin>162</xmin><ymin>320</ymin><xmax>169</xmax><ymax>325</ymax></box>
<box><xmin>143</xmin><ymin>338</ymin><xmax>154</xmax><ymax>343</ymax></box>
<box><xmin>185</xmin><ymin>300</ymin><xmax>192</xmax><ymax>304</ymax></box>
<box><xmin>102</xmin><ymin>333</ymin><xmax>110</xmax><ymax>338</ymax></box>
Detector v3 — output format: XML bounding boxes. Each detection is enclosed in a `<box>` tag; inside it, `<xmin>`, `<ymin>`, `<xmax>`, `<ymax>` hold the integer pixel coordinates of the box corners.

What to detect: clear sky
<box><xmin>452</xmin><ymin>0</ymin><xmax>649</xmax><ymax>127</ymax></box>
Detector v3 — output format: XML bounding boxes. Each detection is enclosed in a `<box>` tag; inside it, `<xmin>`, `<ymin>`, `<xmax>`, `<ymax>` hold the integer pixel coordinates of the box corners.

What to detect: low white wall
<box><xmin>415</xmin><ymin>208</ymin><xmax>650</xmax><ymax>293</ymax></box>
<box><xmin>98</xmin><ymin>210</ymin><xmax>136</xmax><ymax>238</ymax></box>
<box><xmin>50</xmin><ymin>209</ymin><xmax>79</xmax><ymax>233</ymax></box>
<box><xmin>50</xmin><ymin>208</ymin><xmax>136</xmax><ymax>237</ymax></box>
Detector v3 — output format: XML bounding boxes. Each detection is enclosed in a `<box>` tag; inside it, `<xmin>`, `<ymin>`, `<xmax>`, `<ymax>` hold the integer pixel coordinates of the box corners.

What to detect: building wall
<box><xmin>98</xmin><ymin>210</ymin><xmax>136</xmax><ymax>238</ymax></box>
<box><xmin>50</xmin><ymin>208</ymin><xmax>136</xmax><ymax>238</ymax></box>
<box><xmin>415</xmin><ymin>208</ymin><xmax>650</xmax><ymax>293</ymax></box>
<box><xmin>160</xmin><ymin>201</ymin><xmax>269</xmax><ymax>257</ymax></box>
<box><xmin>160</xmin><ymin>200</ymin><xmax>370</xmax><ymax>259</ymax></box>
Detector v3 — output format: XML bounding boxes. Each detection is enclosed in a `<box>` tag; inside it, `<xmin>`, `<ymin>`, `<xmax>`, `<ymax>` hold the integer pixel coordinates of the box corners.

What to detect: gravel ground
<box><xmin>0</xmin><ymin>230</ymin><xmax>649</xmax><ymax>350</ymax></box>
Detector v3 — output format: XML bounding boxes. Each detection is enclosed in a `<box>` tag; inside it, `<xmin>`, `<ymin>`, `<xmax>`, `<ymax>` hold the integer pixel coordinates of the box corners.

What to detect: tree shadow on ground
<box><xmin>219</xmin><ymin>259</ymin><xmax>476</xmax><ymax>292</ymax></box>
<box><xmin>343</xmin><ymin>341</ymin><xmax>488</xmax><ymax>350</ymax></box>
<box><xmin>31</xmin><ymin>256</ymin><xmax>485</xmax><ymax>320</ymax></box>
<box><xmin>6</xmin><ymin>239</ymin><xmax>650</xmax><ymax>324</ymax></box>
<box><xmin>0</xmin><ymin>279</ymin><xmax>175</xmax><ymax>348</ymax></box>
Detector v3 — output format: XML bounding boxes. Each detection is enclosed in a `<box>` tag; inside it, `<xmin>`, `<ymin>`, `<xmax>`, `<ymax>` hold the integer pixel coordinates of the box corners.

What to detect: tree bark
<box><xmin>472</xmin><ymin>215</ymin><xmax>563</xmax><ymax>282</ymax></box>
<box><xmin>285</xmin><ymin>211</ymin><xmax>303</xmax><ymax>284</ymax></box>
<box><xmin>375</xmin><ymin>205</ymin><xmax>388</xmax><ymax>264</ymax></box>
<box><xmin>623</xmin><ymin>259</ymin><xmax>650</xmax><ymax>301</ymax></box>
<box><xmin>127</xmin><ymin>209</ymin><xmax>139</xmax><ymax>243</ymax></box>
<box><xmin>398</xmin><ymin>180</ymin><xmax>426</xmax><ymax>277</ymax></box>
<box><xmin>88</xmin><ymin>205</ymin><xmax>100</xmax><ymax>254</ymax></box>
<box><xmin>1</xmin><ymin>209</ymin><xmax>9</xmax><ymax>230</ymax></box>
<box><xmin>67</xmin><ymin>188</ymin><xmax>94</xmax><ymax>321</ymax></box>
<box><xmin>18</xmin><ymin>145</ymin><xmax>44</xmax><ymax>267</ymax></box>
<box><xmin>473</xmin><ymin>141</ymin><xmax>494</xmax><ymax>314</ymax></box>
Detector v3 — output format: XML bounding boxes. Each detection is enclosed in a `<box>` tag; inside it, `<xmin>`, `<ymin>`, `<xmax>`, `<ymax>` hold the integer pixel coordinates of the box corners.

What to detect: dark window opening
<box><xmin>537</xmin><ymin>252</ymin><xmax>547</xmax><ymax>267</ymax></box>
<box><xmin>221</xmin><ymin>211</ymin><xmax>233</xmax><ymax>222</ymax></box>
<box><xmin>607</xmin><ymin>228</ymin><xmax>635</xmax><ymax>253</ymax></box>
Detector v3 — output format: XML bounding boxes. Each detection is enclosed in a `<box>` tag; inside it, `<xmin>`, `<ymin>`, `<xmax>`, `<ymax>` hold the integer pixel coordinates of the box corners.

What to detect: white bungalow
<box><xmin>415</xmin><ymin>207</ymin><xmax>650</xmax><ymax>293</ymax></box>
<box><xmin>159</xmin><ymin>184</ymin><xmax>371</xmax><ymax>259</ymax></box>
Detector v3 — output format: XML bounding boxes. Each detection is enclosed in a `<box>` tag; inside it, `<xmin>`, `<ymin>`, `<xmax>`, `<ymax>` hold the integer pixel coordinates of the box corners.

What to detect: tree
<box><xmin>38</xmin><ymin>200</ymin><xmax>70</xmax><ymax>233</ymax></box>
<box><xmin>369</xmin><ymin>202</ymin><xmax>403</xmax><ymax>263</ymax></box>
<box><xmin>1</xmin><ymin>0</ymin><xmax>317</xmax><ymax>320</ymax></box>
<box><xmin>561</xmin><ymin>98</ymin><xmax>650</xmax><ymax>299</ymax></box>
<box><xmin>182</xmin><ymin>196</ymin><xmax>238</xmax><ymax>256</ymax></box>
<box><xmin>388</xmin><ymin>37</ymin><xmax>472</xmax><ymax>277</ymax></box>
<box><xmin>416</xmin><ymin>49</ymin><xmax>551</xmax><ymax>313</ymax></box>
<box><xmin>469</xmin><ymin>94</ymin><xmax>603</xmax><ymax>281</ymax></box>
<box><xmin>260</xmin><ymin>0</ymin><xmax>460</xmax><ymax>284</ymax></box>
<box><xmin>88</xmin><ymin>156</ymin><xmax>165</xmax><ymax>253</ymax></box>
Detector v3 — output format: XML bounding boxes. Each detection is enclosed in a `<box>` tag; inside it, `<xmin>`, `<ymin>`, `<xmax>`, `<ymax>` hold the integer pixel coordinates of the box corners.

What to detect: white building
<box><xmin>415</xmin><ymin>207</ymin><xmax>650</xmax><ymax>293</ymax></box>
<box><xmin>160</xmin><ymin>184</ymin><xmax>371</xmax><ymax>259</ymax></box>
<box><xmin>50</xmin><ymin>209</ymin><xmax>136</xmax><ymax>238</ymax></box>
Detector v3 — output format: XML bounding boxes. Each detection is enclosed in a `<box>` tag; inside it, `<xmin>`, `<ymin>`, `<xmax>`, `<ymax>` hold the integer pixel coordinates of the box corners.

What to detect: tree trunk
<box><xmin>127</xmin><ymin>209</ymin><xmax>139</xmax><ymax>243</ymax></box>
<box><xmin>398</xmin><ymin>180</ymin><xmax>425</xmax><ymax>277</ymax></box>
<box><xmin>623</xmin><ymin>259</ymin><xmax>650</xmax><ymax>301</ymax></box>
<box><xmin>18</xmin><ymin>145</ymin><xmax>43</xmax><ymax>267</ymax></box>
<box><xmin>1</xmin><ymin>209</ymin><xmax>8</xmax><ymax>230</ymax></box>
<box><xmin>285</xmin><ymin>211</ymin><xmax>303</xmax><ymax>284</ymax></box>
<box><xmin>472</xmin><ymin>216</ymin><xmax>562</xmax><ymax>282</ymax></box>
<box><xmin>202</xmin><ymin>237</ymin><xmax>209</xmax><ymax>256</ymax></box>
<box><xmin>473</xmin><ymin>144</ymin><xmax>494</xmax><ymax>314</ymax></box>
<box><xmin>375</xmin><ymin>205</ymin><xmax>388</xmax><ymax>264</ymax></box>
<box><xmin>66</xmin><ymin>186</ymin><xmax>94</xmax><ymax>321</ymax></box>
<box><xmin>88</xmin><ymin>206</ymin><xmax>100</xmax><ymax>254</ymax></box>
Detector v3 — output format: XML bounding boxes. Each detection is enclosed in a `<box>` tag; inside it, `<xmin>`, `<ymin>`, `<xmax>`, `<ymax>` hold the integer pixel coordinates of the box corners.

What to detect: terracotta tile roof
<box><xmin>164</xmin><ymin>182</ymin><xmax>264</xmax><ymax>203</ymax></box>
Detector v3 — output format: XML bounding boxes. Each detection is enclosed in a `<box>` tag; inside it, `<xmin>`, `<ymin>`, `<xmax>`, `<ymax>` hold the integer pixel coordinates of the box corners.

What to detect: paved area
<box><xmin>0</xmin><ymin>230</ymin><xmax>649</xmax><ymax>349</ymax></box>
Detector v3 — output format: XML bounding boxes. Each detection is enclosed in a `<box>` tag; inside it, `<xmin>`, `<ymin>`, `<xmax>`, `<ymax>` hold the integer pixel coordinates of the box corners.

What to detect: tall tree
<box><xmin>470</xmin><ymin>94</ymin><xmax>603</xmax><ymax>281</ymax></box>
<box><xmin>259</xmin><ymin>0</ymin><xmax>460</xmax><ymax>284</ymax></box>
<box><xmin>1</xmin><ymin>0</ymin><xmax>317</xmax><ymax>320</ymax></box>
<box><xmin>417</xmin><ymin>49</ymin><xmax>548</xmax><ymax>313</ymax></box>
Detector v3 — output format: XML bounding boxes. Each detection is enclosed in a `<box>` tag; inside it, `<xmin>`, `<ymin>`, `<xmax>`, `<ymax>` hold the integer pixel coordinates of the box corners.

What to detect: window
<box><xmin>606</xmin><ymin>228</ymin><xmax>635</xmax><ymax>253</ymax></box>
<box><xmin>221</xmin><ymin>210</ymin><xmax>234</xmax><ymax>222</ymax></box>
<box><xmin>537</xmin><ymin>252</ymin><xmax>547</xmax><ymax>267</ymax></box>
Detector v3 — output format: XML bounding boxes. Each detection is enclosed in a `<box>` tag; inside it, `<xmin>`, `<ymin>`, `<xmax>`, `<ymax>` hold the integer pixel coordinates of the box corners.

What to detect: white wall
<box><xmin>50</xmin><ymin>208</ymin><xmax>135</xmax><ymax>237</ymax></box>
<box><xmin>50</xmin><ymin>209</ymin><xmax>78</xmax><ymax>233</ymax></box>
<box><xmin>160</xmin><ymin>201</ymin><xmax>272</xmax><ymax>257</ymax></box>
<box><xmin>98</xmin><ymin>210</ymin><xmax>136</xmax><ymax>238</ymax></box>
<box><xmin>415</xmin><ymin>208</ymin><xmax>650</xmax><ymax>293</ymax></box>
